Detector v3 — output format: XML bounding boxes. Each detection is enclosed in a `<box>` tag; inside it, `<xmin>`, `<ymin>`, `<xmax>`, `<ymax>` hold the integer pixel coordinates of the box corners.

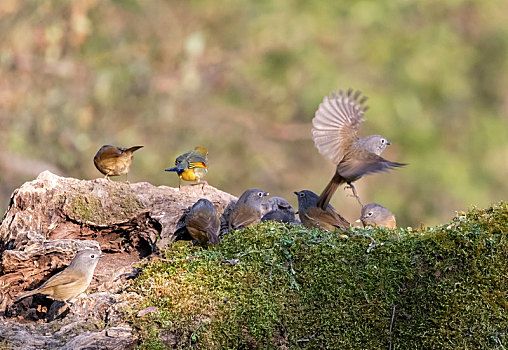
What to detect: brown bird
<box><xmin>16</xmin><ymin>249</ymin><xmax>104</xmax><ymax>303</ymax></box>
<box><xmin>228</xmin><ymin>188</ymin><xmax>269</xmax><ymax>231</ymax></box>
<box><xmin>94</xmin><ymin>145</ymin><xmax>143</xmax><ymax>180</ymax></box>
<box><xmin>311</xmin><ymin>89</ymin><xmax>406</xmax><ymax>209</ymax></box>
<box><xmin>185</xmin><ymin>199</ymin><xmax>220</xmax><ymax>245</ymax></box>
<box><xmin>360</xmin><ymin>203</ymin><xmax>397</xmax><ymax>229</ymax></box>
<box><xmin>294</xmin><ymin>190</ymin><xmax>350</xmax><ymax>231</ymax></box>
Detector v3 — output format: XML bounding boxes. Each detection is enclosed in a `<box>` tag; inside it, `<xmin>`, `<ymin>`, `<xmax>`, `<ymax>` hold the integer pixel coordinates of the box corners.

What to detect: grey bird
<box><xmin>16</xmin><ymin>249</ymin><xmax>104</xmax><ymax>303</ymax></box>
<box><xmin>185</xmin><ymin>199</ymin><xmax>220</xmax><ymax>245</ymax></box>
<box><xmin>360</xmin><ymin>203</ymin><xmax>397</xmax><ymax>229</ymax></box>
<box><xmin>228</xmin><ymin>188</ymin><xmax>269</xmax><ymax>231</ymax></box>
<box><xmin>294</xmin><ymin>190</ymin><xmax>350</xmax><ymax>230</ymax></box>
<box><xmin>261</xmin><ymin>197</ymin><xmax>296</xmax><ymax>224</ymax></box>
<box><xmin>311</xmin><ymin>89</ymin><xmax>406</xmax><ymax>209</ymax></box>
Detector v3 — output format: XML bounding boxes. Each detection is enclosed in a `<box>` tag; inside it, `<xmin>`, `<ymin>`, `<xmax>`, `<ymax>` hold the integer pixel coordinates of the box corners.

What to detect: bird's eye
<box><xmin>299</xmin><ymin>193</ymin><xmax>305</xmax><ymax>197</ymax></box>
<box><xmin>381</xmin><ymin>139</ymin><xmax>385</xmax><ymax>144</ymax></box>
<box><xmin>258</xmin><ymin>192</ymin><xmax>263</xmax><ymax>197</ymax></box>
<box><xmin>368</xmin><ymin>212</ymin><xmax>373</xmax><ymax>217</ymax></box>
<box><xmin>90</xmin><ymin>254</ymin><xmax>95</xmax><ymax>259</ymax></box>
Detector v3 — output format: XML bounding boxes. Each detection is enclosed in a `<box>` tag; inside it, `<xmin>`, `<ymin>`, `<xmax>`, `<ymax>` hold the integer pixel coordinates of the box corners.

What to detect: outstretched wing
<box><xmin>312</xmin><ymin>89</ymin><xmax>369</xmax><ymax>164</ymax></box>
<box><xmin>338</xmin><ymin>150</ymin><xmax>406</xmax><ymax>180</ymax></box>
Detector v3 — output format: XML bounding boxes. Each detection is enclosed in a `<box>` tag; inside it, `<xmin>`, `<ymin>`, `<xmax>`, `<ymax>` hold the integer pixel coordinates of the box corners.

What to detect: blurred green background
<box><xmin>0</xmin><ymin>0</ymin><xmax>507</xmax><ymax>227</ymax></box>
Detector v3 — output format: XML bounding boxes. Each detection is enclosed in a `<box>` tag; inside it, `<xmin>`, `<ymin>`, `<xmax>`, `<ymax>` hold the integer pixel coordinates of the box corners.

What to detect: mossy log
<box><xmin>0</xmin><ymin>171</ymin><xmax>506</xmax><ymax>349</ymax></box>
<box><xmin>130</xmin><ymin>203</ymin><xmax>508</xmax><ymax>349</ymax></box>
<box><xmin>0</xmin><ymin>171</ymin><xmax>236</xmax><ymax>349</ymax></box>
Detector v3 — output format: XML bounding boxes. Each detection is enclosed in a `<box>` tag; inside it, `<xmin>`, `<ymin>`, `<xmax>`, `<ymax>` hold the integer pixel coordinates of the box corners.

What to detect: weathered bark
<box><xmin>0</xmin><ymin>171</ymin><xmax>237</xmax><ymax>349</ymax></box>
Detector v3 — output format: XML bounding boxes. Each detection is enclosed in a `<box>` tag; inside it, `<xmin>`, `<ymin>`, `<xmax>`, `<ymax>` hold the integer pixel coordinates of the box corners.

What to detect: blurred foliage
<box><xmin>129</xmin><ymin>202</ymin><xmax>508</xmax><ymax>349</ymax></box>
<box><xmin>0</xmin><ymin>0</ymin><xmax>507</xmax><ymax>226</ymax></box>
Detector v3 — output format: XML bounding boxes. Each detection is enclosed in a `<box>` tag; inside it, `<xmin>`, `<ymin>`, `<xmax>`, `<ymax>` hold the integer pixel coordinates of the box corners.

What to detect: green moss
<box><xmin>69</xmin><ymin>194</ymin><xmax>103</xmax><ymax>222</ymax></box>
<box><xmin>129</xmin><ymin>202</ymin><xmax>508</xmax><ymax>349</ymax></box>
<box><xmin>67</xmin><ymin>183</ymin><xmax>144</xmax><ymax>224</ymax></box>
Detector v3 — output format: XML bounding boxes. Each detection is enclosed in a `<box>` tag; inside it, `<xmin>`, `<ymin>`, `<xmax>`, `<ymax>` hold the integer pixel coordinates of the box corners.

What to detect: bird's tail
<box><xmin>165</xmin><ymin>165</ymin><xmax>184</xmax><ymax>173</ymax></box>
<box><xmin>15</xmin><ymin>289</ymin><xmax>38</xmax><ymax>302</ymax></box>
<box><xmin>317</xmin><ymin>173</ymin><xmax>345</xmax><ymax>210</ymax></box>
<box><xmin>125</xmin><ymin>146</ymin><xmax>144</xmax><ymax>154</ymax></box>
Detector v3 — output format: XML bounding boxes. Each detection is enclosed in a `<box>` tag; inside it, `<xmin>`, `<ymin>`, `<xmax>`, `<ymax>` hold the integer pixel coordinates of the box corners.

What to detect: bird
<box><xmin>228</xmin><ymin>188</ymin><xmax>269</xmax><ymax>231</ymax></box>
<box><xmin>16</xmin><ymin>249</ymin><xmax>104</xmax><ymax>303</ymax></box>
<box><xmin>359</xmin><ymin>203</ymin><xmax>397</xmax><ymax>229</ymax></box>
<box><xmin>185</xmin><ymin>199</ymin><xmax>220</xmax><ymax>245</ymax></box>
<box><xmin>311</xmin><ymin>89</ymin><xmax>406</xmax><ymax>209</ymax></box>
<box><xmin>165</xmin><ymin>146</ymin><xmax>208</xmax><ymax>189</ymax></box>
<box><xmin>94</xmin><ymin>145</ymin><xmax>143</xmax><ymax>180</ymax></box>
<box><xmin>261</xmin><ymin>197</ymin><xmax>296</xmax><ymax>224</ymax></box>
<box><xmin>294</xmin><ymin>190</ymin><xmax>350</xmax><ymax>231</ymax></box>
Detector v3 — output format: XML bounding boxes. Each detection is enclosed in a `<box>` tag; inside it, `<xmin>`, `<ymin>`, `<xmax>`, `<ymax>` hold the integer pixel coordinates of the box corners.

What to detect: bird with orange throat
<box><xmin>165</xmin><ymin>146</ymin><xmax>208</xmax><ymax>189</ymax></box>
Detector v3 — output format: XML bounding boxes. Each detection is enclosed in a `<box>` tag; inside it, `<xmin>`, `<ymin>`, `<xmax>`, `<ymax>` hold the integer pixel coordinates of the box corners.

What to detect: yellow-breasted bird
<box><xmin>165</xmin><ymin>146</ymin><xmax>208</xmax><ymax>189</ymax></box>
<box><xmin>94</xmin><ymin>145</ymin><xmax>143</xmax><ymax>180</ymax></box>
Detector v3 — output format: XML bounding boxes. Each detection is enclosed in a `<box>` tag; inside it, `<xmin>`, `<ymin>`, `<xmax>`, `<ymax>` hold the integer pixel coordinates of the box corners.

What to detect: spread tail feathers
<box><xmin>317</xmin><ymin>174</ymin><xmax>345</xmax><ymax>210</ymax></box>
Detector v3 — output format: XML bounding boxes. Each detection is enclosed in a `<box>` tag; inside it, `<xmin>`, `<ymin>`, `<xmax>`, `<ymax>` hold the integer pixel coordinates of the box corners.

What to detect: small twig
<box><xmin>494</xmin><ymin>331</ymin><xmax>506</xmax><ymax>350</ymax></box>
<box><xmin>296</xmin><ymin>338</ymin><xmax>310</xmax><ymax>343</ymax></box>
<box><xmin>236</xmin><ymin>248</ymin><xmax>273</xmax><ymax>258</ymax></box>
<box><xmin>389</xmin><ymin>304</ymin><xmax>396</xmax><ymax>350</ymax></box>
<box><xmin>359</xmin><ymin>284</ymin><xmax>370</xmax><ymax>303</ymax></box>
<box><xmin>137</xmin><ymin>306</ymin><xmax>158</xmax><ymax>317</ymax></box>
<box><xmin>352</xmin><ymin>231</ymin><xmax>383</xmax><ymax>254</ymax></box>
<box><xmin>220</xmin><ymin>258</ymin><xmax>242</xmax><ymax>264</ymax></box>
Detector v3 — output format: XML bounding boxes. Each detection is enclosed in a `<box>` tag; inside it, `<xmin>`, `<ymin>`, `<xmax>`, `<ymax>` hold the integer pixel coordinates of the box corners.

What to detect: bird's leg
<box><xmin>345</xmin><ymin>182</ymin><xmax>363</xmax><ymax>207</ymax></box>
<box><xmin>197</xmin><ymin>177</ymin><xmax>208</xmax><ymax>190</ymax></box>
<box><xmin>178</xmin><ymin>176</ymin><xmax>182</xmax><ymax>190</ymax></box>
<box><xmin>104</xmin><ymin>174</ymin><xmax>109</xmax><ymax>180</ymax></box>
<box><xmin>125</xmin><ymin>173</ymin><xmax>129</xmax><ymax>183</ymax></box>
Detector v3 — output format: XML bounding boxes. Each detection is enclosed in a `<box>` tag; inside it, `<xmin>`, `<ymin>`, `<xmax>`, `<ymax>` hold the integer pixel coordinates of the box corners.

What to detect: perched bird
<box><xmin>228</xmin><ymin>188</ymin><xmax>269</xmax><ymax>231</ymax></box>
<box><xmin>311</xmin><ymin>89</ymin><xmax>406</xmax><ymax>208</ymax></box>
<box><xmin>94</xmin><ymin>145</ymin><xmax>143</xmax><ymax>180</ymax></box>
<box><xmin>165</xmin><ymin>146</ymin><xmax>208</xmax><ymax>189</ymax></box>
<box><xmin>360</xmin><ymin>203</ymin><xmax>397</xmax><ymax>229</ymax></box>
<box><xmin>185</xmin><ymin>199</ymin><xmax>220</xmax><ymax>245</ymax></box>
<box><xmin>16</xmin><ymin>249</ymin><xmax>104</xmax><ymax>303</ymax></box>
<box><xmin>261</xmin><ymin>197</ymin><xmax>296</xmax><ymax>224</ymax></box>
<box><xmin>294</xmin><ymin>190</ymin><xmax>350</xmax><ymax>231</ymax></box>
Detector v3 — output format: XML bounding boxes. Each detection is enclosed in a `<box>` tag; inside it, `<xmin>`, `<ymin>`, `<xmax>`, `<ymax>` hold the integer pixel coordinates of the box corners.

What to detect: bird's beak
<box><xmin>386</xmin><ymin>141</ymin><xmax>391</xmax><ymax>145</ymax></box>
<box><xmin>293</xmin><ymin>192</ymin><xmax>298</xmax><ymax>195</ymax></box>
<box><xmin>355</xmin><ymin>219</ymin><xmax>362</xmax><ymax>223</ymax></box>
<box><xmin>264</xmin><ymin>192</ymin><xmax>269</xmax><ymax>196</ymax></box>
<box><xmin>98</xmin><ymin>254</ymin><xmax>105</xmax><ymax>258</ymax></box>
<box><xmin>295</xmin><ymin>211</ymin><xmax>299</xmax><ymax>214</ymax></box>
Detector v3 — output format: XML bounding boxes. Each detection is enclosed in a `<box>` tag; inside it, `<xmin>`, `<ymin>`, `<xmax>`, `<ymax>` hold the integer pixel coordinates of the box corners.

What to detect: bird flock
<box><xmin>15</xmin><ymin>88</ymin><xmax>406</xmax><ymax>306</ymax></box>
<box><xmin>93</xmin><ymin>88</ymin><xmax>406</xmax><ymax>245</ymax></box>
